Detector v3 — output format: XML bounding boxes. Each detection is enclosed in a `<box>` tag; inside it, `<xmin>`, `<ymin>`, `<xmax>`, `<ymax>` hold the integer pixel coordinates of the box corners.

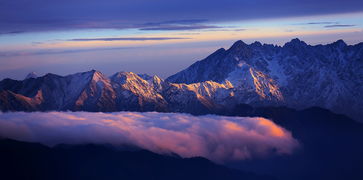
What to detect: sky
<box><xmin>0</xmin><ymin>0</ymin><xmax>362</xmax><ymax>80</ymax></box>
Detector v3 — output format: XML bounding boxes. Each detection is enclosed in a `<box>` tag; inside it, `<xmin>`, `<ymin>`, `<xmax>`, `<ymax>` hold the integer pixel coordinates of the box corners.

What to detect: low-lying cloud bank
<box><xmin>0</xmin><ymin>111</ymin><xmax>298</xmax><ymax>162</ymax></box>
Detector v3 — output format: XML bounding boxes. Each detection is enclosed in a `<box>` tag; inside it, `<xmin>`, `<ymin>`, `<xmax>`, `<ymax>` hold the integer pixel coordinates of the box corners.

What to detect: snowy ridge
<box><xmin>167</xmin><ymin>38</ymin><xmax>363</xmax><ymax>121</ymax></box>
<box><xmin>0</xmin><ymin>39</ymin><xmax>362</xmax><ymax>121</ymax></box>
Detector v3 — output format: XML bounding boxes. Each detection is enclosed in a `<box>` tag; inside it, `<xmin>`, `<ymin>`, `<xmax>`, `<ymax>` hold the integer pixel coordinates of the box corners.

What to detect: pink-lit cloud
<box><xmin>0</xmin><ymin>111</ymin><xmax>299</xmax><ymax>162</ymax></box>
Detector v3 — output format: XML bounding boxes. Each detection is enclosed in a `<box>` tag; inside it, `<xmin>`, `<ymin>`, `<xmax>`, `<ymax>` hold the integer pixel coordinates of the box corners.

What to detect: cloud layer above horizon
<box><xmin>1</xmin><ymin>0</ymin><xmax>362</xmax><ymax>33</ymax></box>
<box><xmin>0</xmin><ymin>111</ymin><xmax>298</xmax><ymax>162</ymax></box>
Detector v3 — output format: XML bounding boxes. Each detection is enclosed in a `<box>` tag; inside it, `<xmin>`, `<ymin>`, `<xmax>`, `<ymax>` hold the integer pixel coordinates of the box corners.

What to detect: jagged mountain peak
<box><xmin>329</xmin><ymin>39</ymin><xmax>347</xmax><ymax>48</ymax></box>
<box><xmin>111</xmin><ymin>71</ymin><xmax>149</xmax><ymax>85</ymax></box>
<box><xmin>43</xmin><ymin>73</ymin><xmax>62</xmax><ymax>79</ymax></box>
<box><xmin>151</xmin><ymin>75</ymin><xmax>163</xmax><ymax>83</ymax></box>
<box><xmin>166</xmin><ymin>39</ymin><xmax>363</xmax><ymax>121</ymax></box>
<box><xmin>283</xmin><ymin>38</ymin><xmax>307</xmax><ymax>47</ymax></box>
<box><xmin>120</xmin><ymin>71</ymin><xmax>143</xmax><ymax>78</ymax></box>
<box><xmin>206</xmin><ymin>48</ymin><xmax>226</xmax><ymax>58</ymax></box>
<box><xmin>70</xmin><ymin>69</ymin><xmax>97</xmax><ymax>77</ymax></box>
<box><xmin>88</xmin><ymin>69</ymin><xmax>103</xmax><ymax>75</ymax></box>
<box><xmin>250</xmin><ymin>41</ymin><xmax>263</xmax><ymax>47</ymax></box>
<box><xmin>228</xmin><ymin>40</ymin><xmax>249</xmax><ymax>51</ymax></box>
<box><xmin>1</xmin><ymin>39</ymin><xmax>362</xmax><ymax>121</ymax></box>
<box><xmin>25</xmin><ymin>72</ymin><xmax>38</xmax><ymax>79</ymax></box>
<box><xmin>111</xmin><ymin>71</ymin><xmax>134</xmax><ymax>78</ymax></box>
<box><xmin>61</xmin><ymin>69</ymin><xmax>106</xmax><ymax>83</ymax></box>
<box><xmin>138</xmin><ymin>73</ymin><xmax>153</xmax><ymax>80</ymax></box>
<box><xmin>89</xmin><ymin>70</ymin><xmax>108</xmax><ymax>81</ymax></box>
<box><xmin>137</xmin><ymin>73</ymin><xmax>164</xmax><ymax>83</ymax></box>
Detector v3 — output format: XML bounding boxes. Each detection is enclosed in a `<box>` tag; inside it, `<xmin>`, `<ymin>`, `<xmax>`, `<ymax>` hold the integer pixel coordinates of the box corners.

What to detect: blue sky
<box><xmin>0</xmin><ymin>0</ymin><xmax>362</xmax><ymax>79</ymax></box>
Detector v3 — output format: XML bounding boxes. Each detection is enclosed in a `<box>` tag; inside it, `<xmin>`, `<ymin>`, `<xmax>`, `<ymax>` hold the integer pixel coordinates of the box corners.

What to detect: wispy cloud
<box><xmin>1</xmin><ymin>0</ymin><xmax>362</xmax><ymax>34</ymax></box>
<box><xmin>203</xmin><ymin>28</ymin><xmax>247</xmax><ymax>32</ymax></box>
<box><xmin>138</xmin><ymin>19</ymin><xmax>220</xmax><ymax>31</ymax></box>
<box><xmin>0</xmin><ymin>47</ymin><xmax>138</xmax><ymax>57</ymax></box>
<box><xmin>142</xmin><ymin>19</ymin><xmax>208</xmax><ymax>26</ymax></box>
<box><xmin>0</xmin><ymin>111</ymin><xmax>299</xmax><ymax>163</ymax></box>
<box><xmin>176</xmin><ymin>32</ymin><xmax>201</xmax><ymax>35</ymax></box>
<box><xmin>68</xmin><ymin>37</ymin><xmax>190</xmax><ymax>41</ymax></box>
<box><xmin>0</xmin><ymin>31</ymin><xmax>26</xmax><ymax>35</ymax></box>
<box><xmin>140</xmin><ymin>25</ymin><xmax>221</xmax><ymax>31</ymax></box>
<box><xmin>324</xmin><ymin>24</ymin><xmax>356</xmax><ymax>28</ymax></box>
<box><xmin>302</xmin><ymin>22</ymin><xmax>337</xmax><ymax>25</ymax></box>
<box><xmin>294</xmin><ymin>22</ymin><xmax>357</xmax><ymax>29</ymax></box>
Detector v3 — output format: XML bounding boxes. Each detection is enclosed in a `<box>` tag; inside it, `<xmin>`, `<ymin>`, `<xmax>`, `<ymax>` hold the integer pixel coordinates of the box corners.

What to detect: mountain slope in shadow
<box><xmin>224</xmin><ymin>105</ymin><xmax>363</xmax><ymax>180</ymax></box>
<box><xmin>0</xmin><ymin>138</ymin><xmax>274</xmax><ymax>180</ymax></box>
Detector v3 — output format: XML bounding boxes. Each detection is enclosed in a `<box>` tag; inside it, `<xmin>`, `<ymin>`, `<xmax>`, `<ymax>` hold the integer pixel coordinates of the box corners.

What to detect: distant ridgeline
<box><xmin>0</xmin><ymin>39</ymin><xmax>362</xmax><ymax>121</ymax></box>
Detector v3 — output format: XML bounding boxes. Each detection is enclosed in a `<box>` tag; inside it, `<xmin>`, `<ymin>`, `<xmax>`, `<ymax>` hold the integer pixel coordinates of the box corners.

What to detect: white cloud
<box><xmin>0</xmin><ymin>111</ymin><xmax>298</xmax><ymax>162</ymax></box>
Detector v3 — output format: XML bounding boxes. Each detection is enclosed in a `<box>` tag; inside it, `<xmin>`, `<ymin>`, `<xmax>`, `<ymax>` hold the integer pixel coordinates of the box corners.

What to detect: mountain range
<box><xmin>0</xmin><ymin>38</ymin><xmax>362</xmax><ymax>121</ymax></box>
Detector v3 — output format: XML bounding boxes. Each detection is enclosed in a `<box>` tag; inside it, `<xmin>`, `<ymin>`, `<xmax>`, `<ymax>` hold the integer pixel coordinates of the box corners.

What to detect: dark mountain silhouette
<box><xmin>220</xmin><ymin>105</ymin><xmax>363</xmax><ymax>180</ymax></box>
<box><xmin>0</xmin><ymin>138</ymin><xmax>273</xmax><ymax>180</ymax></box>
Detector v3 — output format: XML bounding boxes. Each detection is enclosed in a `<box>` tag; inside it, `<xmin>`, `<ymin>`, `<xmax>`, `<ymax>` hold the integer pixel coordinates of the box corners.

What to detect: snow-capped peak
<box><xmin>1</xmin><ymin>39</ymin><xmax>362</xmax><ymax>121</ymax></box>
<box><xmin>165</xmin><ymin>38</ymin><xmax>363</xmax><ymax>121</ymax></box>
<box><xmin>25</xmin><ymin>72</ymin><xmax>38</xmax><ymax>79</ymax></box>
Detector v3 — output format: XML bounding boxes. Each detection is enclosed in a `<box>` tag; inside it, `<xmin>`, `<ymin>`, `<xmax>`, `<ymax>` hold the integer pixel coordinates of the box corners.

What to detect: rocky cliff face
<box><xmin>1</xmin><ymin>39</ymin><xmax>362</xmax><ymax>121</ymax></box>
<box><xmin>0</xmin><ymin>70</ymin><xmax>230</xmax><ymax>114</ymax></box>
<box><xmin>167</xmin><ymin>39</ymin><xmax>363</xmax><ymax>121</ymax></box>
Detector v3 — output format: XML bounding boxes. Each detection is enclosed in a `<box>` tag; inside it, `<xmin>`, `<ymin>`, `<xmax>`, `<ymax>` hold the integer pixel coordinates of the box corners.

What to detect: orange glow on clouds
<box><xmin>256</xmin><ymin>118</ymin><xmax>285</xmax><ymax>137</ymax></box>
<box><xmin>0</xmin><ymin>111</ymin><xmax>299</xmax><ymax>163</ymax></box>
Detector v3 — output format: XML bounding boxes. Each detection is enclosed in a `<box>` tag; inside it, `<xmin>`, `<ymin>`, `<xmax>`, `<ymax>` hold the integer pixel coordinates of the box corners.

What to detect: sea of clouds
<box><xmin>0</xmin><ymin>111</ymin><xmax>299</xmax><ymax>162</ymax></box>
